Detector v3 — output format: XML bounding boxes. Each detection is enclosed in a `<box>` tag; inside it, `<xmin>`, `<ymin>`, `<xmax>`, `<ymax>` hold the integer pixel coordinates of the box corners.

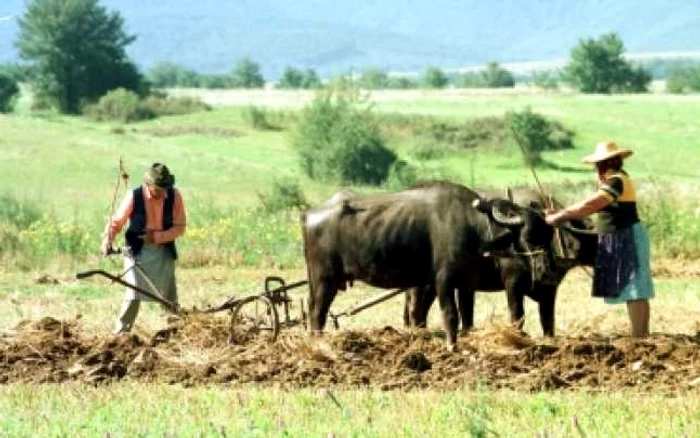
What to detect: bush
<box><xmin>242</xmin><ymin>105</ymin><xmax>274</xmax><ymax>130</ymax></box>
<box><xmin>386</xmin><ymin>76</ymin><xmax>418</xmax><ymax>89</ymax></box>
<box><xmin>85</xmin><ymin>89</ymin><xmax>209</xmax><ymax>122</ymax></box>
<box><xmin>0</xmin><ymin>194</ymin><xmax>42</xmax><ymax>229</ymax></box>
<box><xmin>508</xmin><ymin>108</ymin><xmax>573</xmax><ymax>166</ymax></box>
<box><xmin>385</xmin><ymin>160</ymin><xmax>418</xmax><ymax>190</ymax></box>
<box><xmin>293</xmin><ymin>86</ymin><xmax>397</xmax><ymax>185</ymax></box>
<box><xmin>84</xmin><ymin>88</ymin><xmax>154</xmax><ymax>122</ymax></box>
<box><xmin>143</xmin><ymin>95</ymin><xmax>210</xmax><ymax>117</ymax></box>
<box><xmin>0</xmin><ymin>73</ymin><xmax>20</xmax><ymax>113</ymax></box>
<box><xmin>258</xmin><ymin>178</ymin><xmax>309</xmax><ymax>213</ymax></box>
<box><xmin>530</xmin><ymin>71</ymin><xmax>560</xmax><ymax>90</ymax></box>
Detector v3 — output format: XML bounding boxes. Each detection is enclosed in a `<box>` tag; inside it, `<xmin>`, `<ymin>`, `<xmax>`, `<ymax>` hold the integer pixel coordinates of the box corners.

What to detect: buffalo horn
<box><xmin>490</xmin><ymin>202</ymin><xmax>524</xmax><ymax>227</ymax></box>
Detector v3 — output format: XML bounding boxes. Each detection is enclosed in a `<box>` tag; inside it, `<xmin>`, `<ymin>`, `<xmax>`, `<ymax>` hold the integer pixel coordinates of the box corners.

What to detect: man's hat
<box><xmin>582</xmin><ymin>141</ymin><xmax>633</xmax><ymax>164</ymax></box>
<box><xmin>144</xmin><ymin>163</ymin><xmax>175</xmax><ymax>188</ymax></box>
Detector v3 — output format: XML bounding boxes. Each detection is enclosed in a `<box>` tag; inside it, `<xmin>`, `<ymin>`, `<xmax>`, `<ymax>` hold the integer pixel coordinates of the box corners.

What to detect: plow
<box><xmin>76</xmin><ymin>249</ymin><xmax>410</xmax><ymax>343</ymax></box>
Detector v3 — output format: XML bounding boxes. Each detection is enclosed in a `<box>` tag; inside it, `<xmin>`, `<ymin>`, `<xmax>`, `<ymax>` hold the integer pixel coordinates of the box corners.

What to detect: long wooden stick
<box><xmin>510</xmin><ymin>128</ymin><xmax>568</xmax><ymax>258</ymax></box>
<box><xmin>509</xmin><ymin>128</ymin><xmax>550</xmax><ymax>207</ymax></box>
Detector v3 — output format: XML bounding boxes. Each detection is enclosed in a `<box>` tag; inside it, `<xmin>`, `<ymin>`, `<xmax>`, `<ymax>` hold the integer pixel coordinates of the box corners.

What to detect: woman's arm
<box><xmin>545</xmin><ymin>192</ymin><xmax>611</xmax><ymax>226</ymax></box>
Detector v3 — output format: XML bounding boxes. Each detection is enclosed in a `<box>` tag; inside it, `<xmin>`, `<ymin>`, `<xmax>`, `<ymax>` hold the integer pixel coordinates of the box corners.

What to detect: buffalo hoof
<box><xmin>445</xmin><ymin>342</ymin><xmax>458</xmax><ymax>353</ymax></box>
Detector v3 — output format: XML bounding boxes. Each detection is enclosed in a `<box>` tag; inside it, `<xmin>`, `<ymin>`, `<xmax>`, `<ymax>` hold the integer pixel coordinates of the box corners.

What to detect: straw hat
<box><xmin>582</xmin><ymin>141</ymin><xmax>633</xmax><ymax>164</ymax></box>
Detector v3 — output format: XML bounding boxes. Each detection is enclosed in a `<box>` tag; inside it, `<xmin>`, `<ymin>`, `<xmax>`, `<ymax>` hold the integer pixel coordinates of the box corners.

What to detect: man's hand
<box><xmin>100</xmin><ymin>240</ymin><xmax>112</xmax><ymax>257</ymax></box>
<box><xmin>141</xmin><ymin>230</ymin><xmax>156</xmax><ymax>244</ymax></box>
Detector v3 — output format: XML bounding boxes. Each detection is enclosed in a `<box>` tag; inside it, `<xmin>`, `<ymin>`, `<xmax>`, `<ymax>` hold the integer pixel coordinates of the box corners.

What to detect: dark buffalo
<box><xmin>301</xmin><ymin>181</ymin><xmax>515</xmax><ymax>349</ymax></box>
<box><xmin>403</xmin><ymin>187</ymin><xmax>598</xmax><ymax>336</ymax></box>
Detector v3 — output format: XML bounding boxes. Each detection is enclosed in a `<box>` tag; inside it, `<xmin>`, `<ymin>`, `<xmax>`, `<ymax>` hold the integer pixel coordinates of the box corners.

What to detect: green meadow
<box><xmin>1</xmin><ymin>88</ymin><xmax>700</xmax><ymax>436</ymax></box>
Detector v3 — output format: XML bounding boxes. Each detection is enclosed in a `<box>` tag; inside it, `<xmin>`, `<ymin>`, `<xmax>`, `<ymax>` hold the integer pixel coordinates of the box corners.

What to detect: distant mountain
<box><xmin>1</xmin><ymin>0</ymin><xmax>699</xmax><ymax>79</ymax></box>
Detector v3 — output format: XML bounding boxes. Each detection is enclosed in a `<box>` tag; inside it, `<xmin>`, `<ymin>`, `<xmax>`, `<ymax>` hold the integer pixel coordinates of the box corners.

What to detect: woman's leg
<box><xmin>626</xmin><ymin>299</ymin><xmax>650</xmax><ymax>337</ymax></box>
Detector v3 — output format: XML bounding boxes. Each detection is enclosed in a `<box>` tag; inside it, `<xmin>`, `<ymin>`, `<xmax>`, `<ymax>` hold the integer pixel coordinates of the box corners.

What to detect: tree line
<box><xmin>3</xmin><ymin>0</ymin><xmax>700</xmax><ymax>115</ymax></box>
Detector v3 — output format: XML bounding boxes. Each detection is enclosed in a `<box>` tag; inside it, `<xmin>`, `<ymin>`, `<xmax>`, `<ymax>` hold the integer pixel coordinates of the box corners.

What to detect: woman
<box><xmin>545</xmin><ymin>141</ymin><xmax>653</xmax><ymax>338</ymax></box>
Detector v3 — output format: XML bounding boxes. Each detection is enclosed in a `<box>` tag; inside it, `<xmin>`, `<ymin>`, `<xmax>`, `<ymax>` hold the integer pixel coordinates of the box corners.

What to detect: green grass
<box><xmin>1</xmin><ymin>89</ymin><xmax>700</xmax><ymax>271</ymax></box>
<box><xmin>0</xmin><ymin>384</ymin><xmax>698</xmax><ymax>437</ymax></box>
<box><xmin>374</xmin><ymin>93</ymin><xmax>700</xmax><ymax>186</ymax></box>
<box><xmin>2</xmin><ymin>90</ymin><xmax>700</xmax><ymax>437</ymax></box>
<box><xmin>2</xmin><ymin>91</ymin><xmax>700</xmax><ymax>218</ymax></box>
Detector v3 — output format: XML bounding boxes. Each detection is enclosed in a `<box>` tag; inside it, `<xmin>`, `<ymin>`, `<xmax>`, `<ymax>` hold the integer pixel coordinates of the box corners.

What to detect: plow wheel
<box><xmin>230</xmin><ymin>296</ymin><xmax>280</xmax><ymax>343</ymax></box>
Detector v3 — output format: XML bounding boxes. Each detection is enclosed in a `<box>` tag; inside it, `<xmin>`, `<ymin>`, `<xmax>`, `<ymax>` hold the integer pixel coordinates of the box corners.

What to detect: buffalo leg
<box><xmin>456</xmin><ymin>287</ymin><xmax>475</xmax><ymax>332</ymax></box>
<box><xmin>504</xmin><ymin>278</ymin><xmax>527</xmax><ymax>331</ymax></box>
<box><xmin>404</xmin><ymin>285</ymin><xmax>436</xmax><ymax>328</ymax></box>
<box><xmin>308</xmin><ymin>278</ymin><xmax>337</xmax><ymax>332</ymax></box>
<box><xmin>536</xmin><ymin>284</ymin><xmax>557</xmax><ymax>336</ymax></box>
<box><xmin>435</xmin><ymin>271</ymin><xmax>459</xmax><ymax>348</ymax></box>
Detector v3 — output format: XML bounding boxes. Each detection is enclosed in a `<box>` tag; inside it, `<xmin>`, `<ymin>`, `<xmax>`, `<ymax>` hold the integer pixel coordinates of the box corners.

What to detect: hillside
<box><xmin>1</xmin><ymin>0</ymin><xmax>700</xmax><ymax>78</ymax></box>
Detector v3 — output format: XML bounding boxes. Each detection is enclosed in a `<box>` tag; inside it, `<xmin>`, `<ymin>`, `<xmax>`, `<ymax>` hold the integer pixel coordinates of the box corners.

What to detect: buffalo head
<box><xmin>472</xmin><ymin>196</ymin><xmax>598</xmax><ymax>281</ymax></box>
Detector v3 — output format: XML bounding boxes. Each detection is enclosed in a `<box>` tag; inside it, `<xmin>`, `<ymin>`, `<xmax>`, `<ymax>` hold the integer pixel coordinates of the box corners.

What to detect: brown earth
<box><xmin>1</xmin><ymin>315</ymin><xmax>699</xmax><ymax>392</ymax></box>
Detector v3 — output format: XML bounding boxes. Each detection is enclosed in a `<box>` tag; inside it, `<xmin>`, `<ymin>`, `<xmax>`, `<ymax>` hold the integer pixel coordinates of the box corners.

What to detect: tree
<box><xmin>231</xmin><ymin>57</ymin><xmax>265</xmax><ymax>88</ymax></box>
<box><xmin>386</xmin><ymin>76</ymin><xmax>417</xmax><ymax>89</ymax></box>
<box><xmin>148</xmin><ymin>62</ymin><xmax>189</xmax><ymax>88</ymax></box>
<box><xmin>0</xmin><ymin>73</ymin><xmax>20</xmax><ymax>113</ymax></box>
<box><xmin>277</xmin><ymin>67</ymin><xmax>321</xmax><ymax>89</ymax></box>
<box><xmin>564</xmin><ymin>33</ymin><xmax>651</xmax><ymax>94</ymax></box>
<box><xmin>666</xmin><ymin>66</ymin><xmax>700</xmax><ymax>94</ymax></box>
<box><xmin>421</xmin><ymin>67</ymin><xmax>449</xmax><ymax>88</ymax></box>
<box><xmin>277</xmin><ymin>67</ymin><xmax>305</xmax><ymax>89</ymax></box>
<box><xmin>16</xmin><ymin>0</ymin><xmax>144</xmax><ymax>114</ymax></box>
<box><xmin>530</xmin><ymin>70</ymin><xmax>559</xmax><ymax>90</ymax></box>
<box><xmin>481</xmin><ymin>62</ymin><xmax>515</xmax><ymax>88</ymax></box>
<box><xmin>301</xmin><ymin>68</ymin><xmax>322</xmax><ymax>89</ymax></box>
<box><xmin>358</xmin><ymin>68</ymin><xmax>389</xmax><ymax>89</ymax></box>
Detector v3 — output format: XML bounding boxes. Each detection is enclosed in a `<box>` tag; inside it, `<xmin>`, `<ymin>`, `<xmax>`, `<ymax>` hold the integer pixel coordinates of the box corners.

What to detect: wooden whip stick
<box><xmin>509</xmin><ymin>128</ymin><xmax>567</xmax><ymax>258</ymax></box>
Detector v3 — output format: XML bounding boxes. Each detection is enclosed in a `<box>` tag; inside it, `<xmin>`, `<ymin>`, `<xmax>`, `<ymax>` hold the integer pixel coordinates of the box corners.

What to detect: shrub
<box><xmin>508</xmin><ymin>108</ymin><xmax>573</xmax><ymax>166</ymax></box>
<box><xmin>0</xmin><ymin>194</ymin><xmax>42</xmax><ymax>229</ymax></box>
<box><xmin>0</xmin><ymin>73</ymin><xmax>20</xmax><ymax>113</ymax></box>
<box><xmin>258</xmin><ymin>178</ymin><xmax>309</xmax><ymax>213</ymax></box>
<box><xmin>84</xmin><ymin>88</ymin><xmax>154</xmax><ymax>122</ymax></box>
<box><xmin>293</xmin><ymin>86</ymin><xmax>397</xmax><ymax>185</ymax></box>
<box><xmin>386</xmin><ymin>76</ymin><xmax>418</xmax><ymax>89</ymax></box>
<box><xmin>530</xmin><ymin>71</ymin><xmax>560</xmax><ymax>90</ymax></box>
<box><xmin>385</xmin><ymin>160</ymin><xmax>418</xmax><ymax>190</ymax></box>
<box><xmin>143</xmin><ymin>95</ymin><xmax>210</xmax><ymax>117</ymax></box>
<box><xmin>242</xmin><ymin>105</ymin><xmax>274</xmax><ymax>130</ymax></box>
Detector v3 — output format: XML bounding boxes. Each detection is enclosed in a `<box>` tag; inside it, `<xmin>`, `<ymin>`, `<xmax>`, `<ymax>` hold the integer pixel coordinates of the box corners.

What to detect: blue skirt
<box><xmin>593</xmin><ymin>222</ymin><xmax>655</xmax><ymax>304</ymax></box>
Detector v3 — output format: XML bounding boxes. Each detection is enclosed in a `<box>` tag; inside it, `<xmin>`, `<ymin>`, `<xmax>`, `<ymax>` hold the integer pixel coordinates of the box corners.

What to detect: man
<box><xmin>101</xmin><ymin>163</ymin><xmax>187</xmax><ymax>334</ymax></box>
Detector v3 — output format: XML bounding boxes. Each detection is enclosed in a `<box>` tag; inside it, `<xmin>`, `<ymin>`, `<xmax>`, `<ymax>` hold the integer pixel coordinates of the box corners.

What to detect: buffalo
<box><xmin>403</xmin><ymin>187</ymin><xmax>599</xmax><ymax>336</ymax></box>
<box><xmin>300</xmin><ymin>181</ymin><xmax>597</xmax><ymax>349</ymax></box>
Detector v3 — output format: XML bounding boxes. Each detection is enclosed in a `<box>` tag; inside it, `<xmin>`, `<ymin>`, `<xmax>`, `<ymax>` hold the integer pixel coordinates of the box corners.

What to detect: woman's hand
<box><xmin>545</xmin><ymin>209</ymin><xmax>563</xmax><ymax>226</ymax></box>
